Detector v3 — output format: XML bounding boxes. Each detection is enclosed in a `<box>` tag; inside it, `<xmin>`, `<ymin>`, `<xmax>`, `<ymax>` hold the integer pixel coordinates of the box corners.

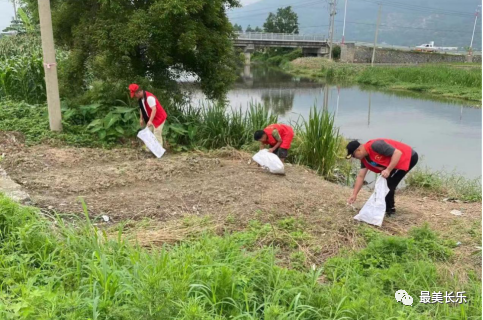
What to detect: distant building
<box><xmin>0</xmin><ymin>31</ymin><xmax>18</xmax><ymax>38</ymax></box>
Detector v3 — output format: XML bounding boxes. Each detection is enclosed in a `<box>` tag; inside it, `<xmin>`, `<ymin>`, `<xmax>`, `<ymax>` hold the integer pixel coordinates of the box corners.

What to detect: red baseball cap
<box><xmin>129</xmin><ymin>83</ymin><xmax>139</xmax><ymax>98</ymax></box>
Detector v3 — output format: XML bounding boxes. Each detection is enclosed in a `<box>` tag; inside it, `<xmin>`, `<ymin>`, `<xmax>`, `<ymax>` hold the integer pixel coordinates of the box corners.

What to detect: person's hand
<box><xmin>146</xmin><ymin>120</ymin><xmax>153</xmax><ymax>128</ymax></box>
<box><xmin>268</xmin><ymin>148</ymin><xmax>275</xmax><ymax>153</ymax></box>
<box><xmin>347</xmin><ymin>194</ymin><xmax>357</xmax><ymax>204</ymax></box>
<box><xmin>381</xmin><ymin>169</ymin><xmax>391</xmax><ymax>178</ymax></box>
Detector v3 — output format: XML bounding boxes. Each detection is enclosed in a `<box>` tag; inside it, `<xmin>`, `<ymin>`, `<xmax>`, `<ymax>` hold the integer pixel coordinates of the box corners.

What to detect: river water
<box><xmin>188</xmin><ymin>67</ymin><xmax>482</xmax><ymax>179</ymax></box>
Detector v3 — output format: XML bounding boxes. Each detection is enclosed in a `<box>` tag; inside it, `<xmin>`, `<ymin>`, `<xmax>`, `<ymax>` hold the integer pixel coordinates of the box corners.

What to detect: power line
<box><xmin>334</xmin><ymin>19</ymin><xmax>482</xmax><ymax>34</ymax></box>
<box><xmin>229</xmin><ymin>0</ymin><xmax>325</xmax><ymax>19</ymax></box>
<box><xmin>355</xmin><ymin>0</ymin><xmax>475</xmax><ymax>17</ymax></box>
<box><xmin>229</xmin><ymin>0</ymin><xmax>322</xmax><ymax>15</ymax></box>
<box><xmin>296</xmin><ymin>20</ymin><xmax>481</xmax><ymax>35</ymax></box>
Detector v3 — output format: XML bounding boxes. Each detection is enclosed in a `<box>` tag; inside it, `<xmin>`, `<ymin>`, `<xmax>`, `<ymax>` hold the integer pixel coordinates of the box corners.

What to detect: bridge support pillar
<box><xmin>340</xmin><ymin>43</ymin><xmax>355</xmax><ymax>63</ymax></box>
<box><xmin>466</xmin><ymin>53</ymin><xmax>474</xmax><ymax>63</ymax></box>
<box><xmin>244</xmin><ymin>44</ymin><xmax>255</xmax><ymax>66</ymax></box>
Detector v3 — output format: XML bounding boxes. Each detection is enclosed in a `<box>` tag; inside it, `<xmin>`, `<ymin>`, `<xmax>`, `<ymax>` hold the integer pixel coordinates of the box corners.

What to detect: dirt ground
<box><xmin>1</xmin><ymin>132</ymin><xmax>481</xmax><ymax>270</ymax></box>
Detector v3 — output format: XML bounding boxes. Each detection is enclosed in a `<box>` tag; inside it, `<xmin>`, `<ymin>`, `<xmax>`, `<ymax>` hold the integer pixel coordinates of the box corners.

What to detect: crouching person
<box><xmin>254</xmin><ymin>124</ymin><xmax>294</xmax><ymax>162</ymax></box>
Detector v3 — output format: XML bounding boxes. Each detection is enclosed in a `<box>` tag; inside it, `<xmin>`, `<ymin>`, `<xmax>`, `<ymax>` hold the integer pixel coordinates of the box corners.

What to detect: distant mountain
<box><xmin>228</xmin><ymin>0</ymin><xmax>482</xmax><ymax>50</ymax></box>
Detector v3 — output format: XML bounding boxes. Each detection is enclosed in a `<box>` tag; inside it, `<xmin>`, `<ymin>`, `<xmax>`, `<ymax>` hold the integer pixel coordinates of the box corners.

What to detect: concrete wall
<box><xmin>340</xmin><ymin>44</ymin><xmax>482</xmax><ymax>64</ymax></box>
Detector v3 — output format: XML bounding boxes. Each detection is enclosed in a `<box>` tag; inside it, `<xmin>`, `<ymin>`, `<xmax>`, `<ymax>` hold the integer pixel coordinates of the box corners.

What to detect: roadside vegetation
<box><xmin>286</xmin><ymin>58</ymin><xmax>482</xmax><ymax>103</ymax></box>
<box><xmin>407</xmin><ymin>168</ymin><xmax>482</xmax><ymax>202</ymax></box>
<box><xmin>0</xmin><ymin>195</ymin><xmax>481</xmax><ymax>319</ymax></box>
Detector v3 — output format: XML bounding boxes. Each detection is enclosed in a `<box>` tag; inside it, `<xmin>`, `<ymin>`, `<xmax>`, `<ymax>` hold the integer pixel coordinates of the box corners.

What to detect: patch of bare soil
<box><xmin>1</xmin><ymin>132</ymin><xmax>481</xmax><ymax>270</ymax></box>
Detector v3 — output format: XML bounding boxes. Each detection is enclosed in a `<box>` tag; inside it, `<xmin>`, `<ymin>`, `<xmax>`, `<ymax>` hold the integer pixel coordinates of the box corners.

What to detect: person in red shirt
<box><xmin>254</xmin><ymin>124</ymin><xmax>294</xmax><ymax>162</ymax></box>
<box><xmin>129</xmin><ymin>84</ymin><xmax>167</xmax><ymax>146</ymax></box>
<box><xmin>346</xmin><ymin>139</ymin><xmax>418</xmax><ymax>216</ymax></box>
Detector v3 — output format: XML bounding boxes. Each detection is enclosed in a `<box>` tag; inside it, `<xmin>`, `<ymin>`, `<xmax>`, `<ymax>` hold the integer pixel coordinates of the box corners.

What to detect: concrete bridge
<box><xmin>234</xmin><ymin>32</ymin><xmax>329</xmax><ymax>61</ymax></box>
<box><xmin>234</xmin><ymin>32</ymin><xmax>330</xmax><ymax>79</ymax></box>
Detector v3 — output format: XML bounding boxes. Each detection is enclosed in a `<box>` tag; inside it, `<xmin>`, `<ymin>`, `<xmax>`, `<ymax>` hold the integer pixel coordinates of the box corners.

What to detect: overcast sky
<box><xmin>0</xmin><ymin>0</ymin><xmax>15</xmax><ymax>32</ymax></box>
<box><xmin>240</xmin><ymin>0</ymin><xmax>262</xmax><ymax>5</ymax></box>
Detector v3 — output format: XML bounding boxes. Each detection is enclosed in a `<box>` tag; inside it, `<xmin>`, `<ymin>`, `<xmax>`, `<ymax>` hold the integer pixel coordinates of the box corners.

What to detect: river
<box><xmin>188</xmin><ymin>66</ymin><xmax>482</xmax><ymax>179</ymax></box>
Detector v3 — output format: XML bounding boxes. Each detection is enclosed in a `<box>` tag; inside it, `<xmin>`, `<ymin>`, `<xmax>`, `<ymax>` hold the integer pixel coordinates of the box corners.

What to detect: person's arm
<box><xmin>269</xmin><ymin>141</ymin><xmax>282</xmax><ymax>153</ymax></box>
<box><xmin>139</xmin><ymin>109</ymin><xmax>145</xmax><ymax>127</ymax></box>
<box><xmin>382</xmin><ymin>149</ymin><xmax>402</xmax><ymax>178</ymax></box>
<box><xmin>146</xmin><ymin>96</ymin><xmax>157</xmax><ymax>127</ymax></box>
<box><xmin>268</xmin><ymin>129</ymin><xmax>282</xmax><ymax>153</ymax></box>
<box><xmin>260</xmin><ymin>142</ymin><xmax>265</xmax><ymax>150</ymax></box>
<box><xmin>348</xmin><ymin>168</ymin><xmax>368</xmax><ymax>204</ymax></box>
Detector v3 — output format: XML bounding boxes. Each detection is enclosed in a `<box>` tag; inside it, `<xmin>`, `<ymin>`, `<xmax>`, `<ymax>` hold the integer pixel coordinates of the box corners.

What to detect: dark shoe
<box><xmin>386</xmin><ymin>208</ymin><xmax>396</xmax><ymax>217</ymax></box>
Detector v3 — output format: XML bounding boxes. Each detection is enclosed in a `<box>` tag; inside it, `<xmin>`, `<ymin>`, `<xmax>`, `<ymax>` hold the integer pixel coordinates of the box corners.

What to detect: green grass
<box><xmin>0</xmin><ymin>101</ymin><xmax>112</xmax><ymax>147</ymax></box>
<box><xmin>0</xmin><ymin>195</ymin><xmax>480</xmax><ymax>319</ymax></box>
<box><xmin>406</xmin><ymin>168</ymin><xmax>482</xmax><ymax>202</ymax></box>
<box><xmin>286</xmin><ymin>59</ymin><xmax>482</xmax><ymax>103</ymax></box>
<box><xmin>357</xmin><ymin>65</ymin><xmax>482</xmax><ymax>102</ymax></box>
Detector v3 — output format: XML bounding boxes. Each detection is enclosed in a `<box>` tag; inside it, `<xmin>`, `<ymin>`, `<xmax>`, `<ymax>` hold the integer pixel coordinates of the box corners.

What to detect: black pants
<box><xmin>385</xmin><ymin>152</ymin><xmax>419</xmax><ymax>211</ymax></box>
<box><xmin>274</xmin><ymin>148</ymin><xmax>288</xmax><ymax>159</ymax></box>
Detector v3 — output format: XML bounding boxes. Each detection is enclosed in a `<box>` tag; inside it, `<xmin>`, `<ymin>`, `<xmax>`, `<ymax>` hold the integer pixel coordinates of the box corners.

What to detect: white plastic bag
<box><xmin>353</xmin><ymin>176</ymin><xmax>390</xmax><ymax>227</ymax></box>
<box><xmin>137</xmin><ymin>128</ymin><xmax>166</xmax><ymax>158</ymax></box>
<box><xmin>252</xmin><ymin>149</ymin><xmax>285</xmax><ymax>175</ymax></box>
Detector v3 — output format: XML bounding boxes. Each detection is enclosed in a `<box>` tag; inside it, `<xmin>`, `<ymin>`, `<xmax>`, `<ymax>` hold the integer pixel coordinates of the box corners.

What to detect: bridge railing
<box><xmin>235</xmin><ymin>32</ymin><xmax>327</xmax><ymax>42</ymax></box>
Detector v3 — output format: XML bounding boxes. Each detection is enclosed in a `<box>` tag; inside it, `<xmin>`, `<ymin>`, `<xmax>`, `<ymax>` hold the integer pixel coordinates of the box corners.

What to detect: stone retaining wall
<box><xmin>340</xmin><ymin>43</ymin><xmax>482</xmax><ymax>64</ymax></box>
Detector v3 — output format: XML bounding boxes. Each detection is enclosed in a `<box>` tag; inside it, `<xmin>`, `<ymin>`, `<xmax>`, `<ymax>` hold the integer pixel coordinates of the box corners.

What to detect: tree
<box><xmin>246</xmin><ymin>25</ymin><xmax>262</xmax><ymax>32</ymax></box>
<box><xmin>233</xmin><ymin>23</ymin><xmax>243</xmax><ymax>32</ymax></box>
<box><xmin>263</xmin><ymin>6</ymin><xmax>299</xmax><ymax>34</ymax></box>
<box><xmin>23</xmin><ymin>0</ymin><xmax>241</xmax><ymax>100</ymax></box>
<box><xmin>2</xmin><ymin>7</ymin><xmax>36</xmax><ymax>34</ymax></box>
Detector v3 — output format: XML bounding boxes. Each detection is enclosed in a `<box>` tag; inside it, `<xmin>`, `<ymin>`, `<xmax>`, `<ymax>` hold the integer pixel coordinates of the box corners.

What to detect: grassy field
<box><xmin>286</xmin><ymin>58</ymin><xmax>482</xmax><ymax>104</ymax></box>
<box><xmin>0</xmin><ymin>194</ymin><xmax>481</xmax><ymax>319</ymax></box>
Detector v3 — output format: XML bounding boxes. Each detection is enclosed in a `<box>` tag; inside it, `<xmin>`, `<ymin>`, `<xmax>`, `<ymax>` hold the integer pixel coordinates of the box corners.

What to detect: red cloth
<box><xmin>362</xmin><ymin>139</ymin><xmax>413</xmax><ymax>173</ymax></box>
<box><xmin>263</xmin><ymin>124</ymin><xmax>294</xmax><ymax>149</ymax></box>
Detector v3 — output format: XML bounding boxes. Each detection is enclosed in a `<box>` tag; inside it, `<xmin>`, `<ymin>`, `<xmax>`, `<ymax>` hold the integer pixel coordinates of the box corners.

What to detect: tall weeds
<box><xmin>0</xmin><ymin>34</ymin><xmax>67</xmax><ymax>104</ymax></box>
<box><xmin>291</xmin><ymin>106</ymin><xmax>341</xmax><ymax>177</ymax></box>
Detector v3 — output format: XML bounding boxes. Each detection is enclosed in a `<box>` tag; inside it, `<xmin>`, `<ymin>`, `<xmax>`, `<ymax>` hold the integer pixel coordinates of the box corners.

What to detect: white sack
<box><xmin>137</xmin><ymin>128</ymin><xmax>166</xmax><ymax>158</ymax></box>
<box><xmin>353</xmin><ymin>176</ymin><xmax>390</xmax><ymax>227</ymax></box>
<box><xmin>252</xmin><ymin>149</ymin><xmax>285</xmax><ymax>175</ymax></box>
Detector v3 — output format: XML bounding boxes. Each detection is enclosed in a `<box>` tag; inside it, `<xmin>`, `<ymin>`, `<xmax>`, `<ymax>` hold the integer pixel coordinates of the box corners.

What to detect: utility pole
<box><xmin>367</xmin><ymin>92</ymin><xmax>372</xmax><ymax>126</ymax></box>
<box><xmin>38</xmin><ymin>0</ymin><xmax>62</xmax><ymax>131</ymax></box>
<box><xmin>469</xmin><ymin>6</ymin><xmax>481</xmax><ymax>54</ymax></box>
<box><xmin>328</xmin><ymin>0</ymin><xmax>337</xmax><ymax>60</ymax></box>
<box><xmin>341</xmin><ymin>0</ymin><xmax>348</xmax><ymax>44</ymax></box>
<box><xmin>371</xmin><ymin>3</ymin><xmax>382</xmax><ymax>67</ymax></box>
<box><xmin>11</xmin><ymin>0</ymin><xmax>17</xmax><ymax>18</ymax></box>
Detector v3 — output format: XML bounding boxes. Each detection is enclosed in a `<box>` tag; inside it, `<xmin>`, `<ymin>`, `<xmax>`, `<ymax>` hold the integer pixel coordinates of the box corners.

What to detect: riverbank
<box><xmin>283</xmin><ymin>58</ymin><xmax>482</xmax><ymax>104</ymax></box>
<box><xmin>0</xmin><ymin>137</ymin><xmax>481</xmax><ymax>318</ymax></box>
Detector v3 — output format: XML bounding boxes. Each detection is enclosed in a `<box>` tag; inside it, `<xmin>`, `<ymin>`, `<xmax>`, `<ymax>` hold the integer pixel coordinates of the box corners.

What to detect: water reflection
<box><xmin>261</xmin><ymin>90</ymin><xmax>294</xmax><ymax>116</ymax></box>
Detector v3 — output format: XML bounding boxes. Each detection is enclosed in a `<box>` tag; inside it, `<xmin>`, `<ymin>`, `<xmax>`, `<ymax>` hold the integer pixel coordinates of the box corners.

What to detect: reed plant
<box><xmin>291</xmin><ymin>106</ymin><xmax>342</xmax><ymax>177</ymax></box>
